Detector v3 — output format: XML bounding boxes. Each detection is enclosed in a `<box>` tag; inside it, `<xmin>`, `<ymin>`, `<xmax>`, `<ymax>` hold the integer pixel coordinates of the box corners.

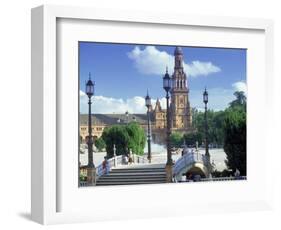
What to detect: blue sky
<box><xmin>79</xmin><ymin>42</ymin><xmax>246</xmax><ymax>114</ymax></box>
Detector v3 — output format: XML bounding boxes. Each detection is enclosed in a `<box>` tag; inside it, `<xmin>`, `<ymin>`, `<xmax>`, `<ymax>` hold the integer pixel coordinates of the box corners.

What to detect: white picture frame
<box><xmin>31</xmin><ymin>5</ymin><xmax>274</xmax><ymax>225</ymax></box>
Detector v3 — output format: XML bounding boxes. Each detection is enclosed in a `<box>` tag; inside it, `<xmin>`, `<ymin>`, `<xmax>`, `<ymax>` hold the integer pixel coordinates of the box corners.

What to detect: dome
<box><xmin>174</xmin><ymin>46</ymin><xmax>183</xmax><ymax>55</ymax></box>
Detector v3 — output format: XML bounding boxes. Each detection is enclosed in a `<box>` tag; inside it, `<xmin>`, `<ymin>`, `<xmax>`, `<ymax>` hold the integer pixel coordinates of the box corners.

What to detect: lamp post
<box><xmin>86</xmin><ymin>73</ymin><xmax>96</xmax><ymax>185</ymax></box>
<box><xmin>125</xmin><ymin>111</ymin><xmax>129</xmax><ymax>124</ymax></box>
<box><xmin>203</xmin><ymin>88</ymin><xmax>211</xmax><ymax>176</ymax></box>
<box><xmin>145</xmin><ymin>90</ymin><xmax>152</xmax><ymax>163</ymax></box>
<box><xmin>113</xmin><ymin>144</ymin><xmax>117</xmax><ymax>167</ymax></box>
<box><xmin>163</xmin><ymin>67</ymin><xmax>173</xmax><ymax>182</ymax></box>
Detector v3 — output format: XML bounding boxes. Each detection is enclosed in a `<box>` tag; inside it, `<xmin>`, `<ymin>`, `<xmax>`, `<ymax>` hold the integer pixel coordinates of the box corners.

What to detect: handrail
<box><xmin>96</xmin><ymin>155</ymin><xmax>123</xmax><ymax>178</ymax></box>
<box><xmin>96</xmin><ymin>154</ymin><xmax>148</xmax><ymax>178</ymax></box>
<box><xmin>132</xmin><ymin>154</ymin><xmax>149</xmax><ymax>164</ymax></box>
<box><xmin>182</xmin><ymin>176</ymin><xmax>247</xmax><ymax>182</ymax></box>
<box><xmin>199</xmin><ymin>176</ymin><xmax>247</xmax><ymax>181</ymax></box>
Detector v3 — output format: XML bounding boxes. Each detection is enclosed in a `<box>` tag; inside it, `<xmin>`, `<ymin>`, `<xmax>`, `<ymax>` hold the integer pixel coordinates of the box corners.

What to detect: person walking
<box><xmin>234</xmin><ymin>168</ymin><xmax>240</xmax><ymax>179</ymax></box>
<box><xmin>102</xmin><ymin>156</ymin><xmax>110</xmax><ymax>175</ymax></box>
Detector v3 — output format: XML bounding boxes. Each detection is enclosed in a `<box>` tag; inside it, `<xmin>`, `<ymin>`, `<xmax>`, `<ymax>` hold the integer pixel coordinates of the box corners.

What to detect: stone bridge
<box><xmin>173</xmin><ymin>149</ymin><xmax>211</xmax><ymax>181</ymax></box>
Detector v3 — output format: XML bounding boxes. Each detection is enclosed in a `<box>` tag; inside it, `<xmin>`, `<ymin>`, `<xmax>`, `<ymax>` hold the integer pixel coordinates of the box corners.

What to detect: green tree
<box><xmin>101</xmin><ymin>122</ymin><xmax>146</xmax><ymax>158</ymax></box>
<box><xmin>95</xmin><ymin>137</ymin><xmax>106</xmax><ymax>152</ymax></box>
<box><xmin>192</xmin><ymin>109</ymin><xmax>225</xmax><ymax>146</ymax></box>
<box><xmin>229</xmin><ymin>91</ymin><xmax>246</xmax><ymax>108</ymax></box>
<box><xmin>183</xmin><ymin>132</ymin><xmax>203</xmax><ymax>147</ymax></box>
<box><xmin>210</xmin><ymin>111</ymin><xmax>226</xmax><ymax>146</ymax></box>
<box><xmin>170</xmin><ymin>132</ymin><xmax>183</xmax><ymax>148</ymax></box>
<box><xmin>102</xmin><ymin>125</ymin><xmax>130</xmax><ymax>158</ymax></box>
<box><xmin>126</xmin><ymin>122</ymin><xmax>146</xmax><ymax>155</ymax></box>
<box><xmin>223</xmin><ymin>104</ymin><xmax>246</xmax><ymax>175</ymax></box>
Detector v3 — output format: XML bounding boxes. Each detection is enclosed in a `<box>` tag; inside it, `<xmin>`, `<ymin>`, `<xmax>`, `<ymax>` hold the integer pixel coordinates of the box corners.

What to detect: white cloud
<box><xmin>127</xmin><ymin>46</ymin><xmax>221</xmax><ymax>77</ymax></box>
<box><xmin>81</xmin><ymin>87</ymin><xmax>238</xmax><ymax>114</ymax></box>
<box><xmin>190</xmin><ymin>88</ymin><xmax>235</xmax><ymax>111</ymax></box>
<box><xmin>186</xmin><ymin>61</ymin><xmax>221</xmax><ymax>77</ymax></box>
<box><xmin>80</xmin><ymin>90</ymin><xmax>86</xmax><ymax>97</ymax></box>
<box><xmin>127</xmin><ymin>46</ymin><xmax>173</xmax><ymax>75</ymax></box>
<box><xmin>80</xmin><ymin>90</ymin><xmax>166</xmax><ymax>114</ymax></box>
<box><xmin>81</xmin><ymin>83</ymin><xmax>246</xmax><ymax>114</ymax></box>
<box><xmin>190</xmin><ymin>83</ymin><xmax>247</xmax><ymax>111</ymax></box>
<box><xmin>232</xmin><ymin>81</ymin><xmax>247</xmax><ymax>94</ymax></box>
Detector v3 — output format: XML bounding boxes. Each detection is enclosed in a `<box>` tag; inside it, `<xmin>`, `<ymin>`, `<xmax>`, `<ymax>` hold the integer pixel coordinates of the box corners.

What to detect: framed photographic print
<box><xmin>31</xmin><ymin>5</ymin><xmax>274</xmax><ymax>225</ymax></box>
<box><xmin>78</xmin><ymin>42</ymin><xmax>247</xmax><ymax>186</ymax></box>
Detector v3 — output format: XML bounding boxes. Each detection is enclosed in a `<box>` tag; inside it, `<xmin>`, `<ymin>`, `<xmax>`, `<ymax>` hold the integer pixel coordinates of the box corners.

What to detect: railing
<box><xmin>80</xmin><ymin>153</ymin><xmax>155</xmax><ymax>186</ymax></box>
<box><xmin>96</xmin><ymin>155</ymin><xmax>123</xmax><ymax>178</ymax></box>
<box><xmin>173</xmin><ymin>150</ymin><xmax>207</xmax><ymax>177</ymax></box>
<box><xmin>96</xmin><ymin>154</ymin><xmax>149</xmax><ymax>178</ymax></box>
<box><xmin>79</xmin><ymin>181</ymin><xmax>88</xmax><ymax>187</ymax></box>
<box><xmin>132</xmin><ymin>154</ymin><xmax>149</xmax><ymax>164</ymax></box>
<box><xmin>181</xmin><ymin>176</ymin><xmax>247</xmax><ymax>182</ymax></box>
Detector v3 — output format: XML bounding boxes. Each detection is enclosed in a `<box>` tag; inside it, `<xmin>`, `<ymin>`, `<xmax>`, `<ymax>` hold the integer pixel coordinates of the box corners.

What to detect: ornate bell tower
<box><xmin>170</xmin><ymin>47</ymin><xmax>192</xmax><ymax>130</ymax></box>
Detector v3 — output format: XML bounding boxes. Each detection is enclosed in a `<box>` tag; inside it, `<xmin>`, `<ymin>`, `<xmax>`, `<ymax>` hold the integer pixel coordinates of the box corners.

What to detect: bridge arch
<box><xmin>175</xmin><ymin>162</ymin><xmax>208</xmax><ymax>181</ymax></box>
<box><xmin>173</xmin><ymin>150</ymin><xmax>210</xmax><ymax>181</ymax></box>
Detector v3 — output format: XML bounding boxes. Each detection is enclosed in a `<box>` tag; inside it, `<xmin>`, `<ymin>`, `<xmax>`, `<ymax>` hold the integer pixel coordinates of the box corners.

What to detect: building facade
<box><xmin>79</xmin><ymin>47</ymin><xmax>193</xmax><ymax>145</ymax></box>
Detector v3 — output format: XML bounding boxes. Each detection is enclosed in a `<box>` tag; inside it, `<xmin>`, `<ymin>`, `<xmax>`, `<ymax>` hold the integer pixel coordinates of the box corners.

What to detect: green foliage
<box><xmin>229</xmin><ymin>91</ymin><xmax>246</xmax><ymax>109</ymax></box>
<box><xmin>191</xmin><ymin>91</ymin><xmax>247</xmax><ymax>175</ymax></box>
<box><xmin>192</xmin><ymin>109</ymin><xmax>225</xmax><ymax>146</ymax></box>
<box><xmin>95</xmin><ymin>137</ymin><xmax>106</xmax><ymax>152</ymax></box>
<box><xmin>183</xmin><ymin>132</ymin><xmax>203</xmax><ymax>147</ymax></box>
<box><xmin>80</xmin><ymin>174</ymin><xmax>87</xmax><ymax>181</ymax></box>
<box><xmin>170</xmin><ymin>132</ymin><xmax>183</xmax><ymax>148</ymax></box>
<box><xmin>102</xmin><ymin>125</ymin><xmax>130</xmax><ymax>158</ymax></box>
<box><xmin>212</xmin><ymin>169</ymin><xmax>232</xmax><ymax>177</ymax></box>
<box><xmin>101</xmin><ymin>122</ymin><xmax>146</xmax><ymax>158</ymax></box>
<box><xmin>223</xmin><ymin>105</ymin><xmax>246</xmax><ymax>175</ymax></box>
<box><xmin>126</xmin><ymin>122</ymin><xmax>146</xmax><ymax>156</ymax></box>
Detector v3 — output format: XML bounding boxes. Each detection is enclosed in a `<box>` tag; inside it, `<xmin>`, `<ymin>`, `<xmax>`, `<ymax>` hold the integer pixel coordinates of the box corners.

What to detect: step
<box><xmin>103</xmin><ymin>171</ymin><xmax>166</xmax><ymax>175</ymax></box>
<box><xmin>98</xmin><ymin>175</ymin><xmax>166</xmax><ymax>180</ymax></box>
<box><xmin>97</xmin><ymin>180</ymin><xmax>167</xmax><ymax>185</ymax></box>
<box><xmin>113</xmin><ymin>164</ymin><xmax>166</xmax><ymax>168</ymax></box>
<box><xmin>109</xmin><ymin>172</ymin><xmax>165</xmax><ymax>175</ymax></box>
<box><xmin>112</xmin><ymin>165</ymin><xmax>165</xmax><ymax>170</ymax></box>
<box><xmin>96</xmin><ymin>180</ymin><xmax>166</xmax><ymax>186</ymax></box>
<box><xmin>98</xmin><ymin>177</ymin><xmax>166</xmax><ymax>182</ymax></box>
<box><xmin>99</xmin><ymin>174</ymin><xmax>166</xmax><ymax>179</ymax></box>
<box><xmin>96</xmin><ymin>163</ymin><xmax>167</xmax><ymax>186</ymax></box>
<box><xmin>110</xmin><ymin>169</ymin><xmax>165</xmax><ymax>173</ymax></box>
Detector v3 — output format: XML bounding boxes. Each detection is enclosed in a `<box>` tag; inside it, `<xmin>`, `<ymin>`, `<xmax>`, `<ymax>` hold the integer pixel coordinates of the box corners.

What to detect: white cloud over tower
<box><xmin>80</xmin><ymin>90</ymin><xmax>166</xmax><ymax>114</ymax></box>
<box><xmin>127</xmin><ymin>46</ymin><xmax>221</xmax><ymax>77</ymax></box>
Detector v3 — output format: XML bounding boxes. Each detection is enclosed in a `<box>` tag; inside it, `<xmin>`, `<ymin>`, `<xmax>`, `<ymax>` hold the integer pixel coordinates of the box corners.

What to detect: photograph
<box><xmin>78</xmin><ymin>43</ymin><xmax>247</xmax><ymax>187</ymax></box>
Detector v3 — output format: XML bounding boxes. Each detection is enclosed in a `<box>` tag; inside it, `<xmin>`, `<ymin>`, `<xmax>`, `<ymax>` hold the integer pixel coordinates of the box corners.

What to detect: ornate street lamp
<box><xmin>145</xmin><ymin>90</ymin><xmax>152</xmax><ymax>163</ymax></box>
<box><xmin>163</xmin><ymin>67</ymin><xmax>173</xmax><ymax>182</ymax></box>
<box><xmin>203</xmin><ymin>88</ymin><xmax>211</xmax><ymax>175</ymax></box>
<box><xmin>86</xmin><ymin>73</ymin><xmax>96</xmax><ymax>185</ymax></box>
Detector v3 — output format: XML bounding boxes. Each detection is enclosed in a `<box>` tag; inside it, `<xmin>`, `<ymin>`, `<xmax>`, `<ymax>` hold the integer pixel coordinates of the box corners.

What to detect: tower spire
<box><xmin>170</xmin><ymin>46</ymin><xmax>192</xmax><ymax>130</ymax></box>
<box><xmin>155</xmin><ymin>97</ymin><xmax>162</xmax><ymax>111</ymax></box>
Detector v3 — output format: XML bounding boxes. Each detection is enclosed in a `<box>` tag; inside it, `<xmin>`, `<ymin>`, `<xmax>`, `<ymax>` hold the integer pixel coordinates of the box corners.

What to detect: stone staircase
<box><xmin>96</xmin><ymin>164</ymin><xmax>167</xmax><ymax>186</ymax></box>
